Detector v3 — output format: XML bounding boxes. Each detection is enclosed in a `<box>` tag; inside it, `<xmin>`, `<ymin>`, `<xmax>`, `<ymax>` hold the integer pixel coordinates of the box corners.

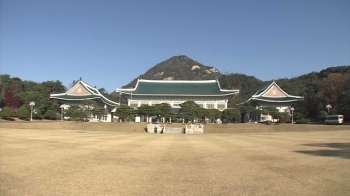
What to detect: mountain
<box><xmin>123</xmin><ymin>55</ymin><xmax>222</xmax><ymax>88</ymax></box>
<box><xmin>121</xmin><ymin>55</ymin><xmax>350</xmax><ymax>101</ymax></box>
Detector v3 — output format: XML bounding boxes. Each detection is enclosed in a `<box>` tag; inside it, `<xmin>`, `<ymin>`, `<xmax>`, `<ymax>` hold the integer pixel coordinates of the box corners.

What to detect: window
<box><xmin>140</xmin><ymin>101</ymin><xmax>149</xmax><ymax>105</ymax></box>
<box><xmin>198</xmin><ymin>104</ymin><xmax>204</xmax><ymax>108</ymax></box>
<box><xmin>206</xmin><ymin>104</ymin><xmax>214</xmax><ymax>109</ymax></box>
<box><xmin>217</xmin><ymin>104</ymin><xmax>225</xmax><ymax>109</ymax></box>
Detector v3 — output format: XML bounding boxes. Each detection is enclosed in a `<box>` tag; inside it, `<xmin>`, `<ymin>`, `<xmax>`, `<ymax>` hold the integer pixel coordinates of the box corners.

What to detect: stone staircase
<box><xmin>146</xmin><ymin>123</ymin><xmax>203</xmax><ymax>134</ymax></box>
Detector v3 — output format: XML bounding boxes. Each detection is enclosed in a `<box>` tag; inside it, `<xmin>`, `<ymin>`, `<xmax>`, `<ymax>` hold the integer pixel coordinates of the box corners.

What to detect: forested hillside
<box><xmin>0</xmin><ymin>75</ymin><xmax>118</xmax><ymax>120</ymax></box>
<box><xmin>220</xmin><ymin>65</ymin><xmax>350</xmax><ymax>121</ymax></box>
<box><xmin>1</xmin><ymin>63</ymin><xmax>349</xmax><ymax>122</ymax></box>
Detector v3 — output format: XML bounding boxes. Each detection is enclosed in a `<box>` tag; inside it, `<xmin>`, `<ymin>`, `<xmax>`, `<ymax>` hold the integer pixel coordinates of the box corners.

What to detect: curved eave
<box><xmin>51</xmin><ymin>95</ymin><xmax>119</xmax><ymax>107</ymax></box>
<box><xmin>50</xmin><ymin>96</ymin><xmax>100</xmax><ymax>101</ymax></box>
<box><xmin>251</xmin><ymin>95</ymin><xmax>304</xmax><ymax>99</ymax></box>
<box><xmin>120</xmin><ymin>93</ymin><xmax>239</xmax><ymax>96</ymax></box>
<box><xmin>100</xmin><ymin>96</ymin><xmax>119</xmax><ymax>107</ymax></box>
<box><xmin>251</xmin><ymin>98</ymin><xmax>304</xmax><ymax>103</ymax></box>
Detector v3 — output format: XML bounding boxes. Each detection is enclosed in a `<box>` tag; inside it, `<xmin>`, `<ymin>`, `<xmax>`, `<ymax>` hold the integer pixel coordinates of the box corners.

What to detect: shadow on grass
<box><xmin>295</xmin><ymin>143</ymin><xmax>350</xmax><ymax>159</ymax></box>
<box><xmin>1</xmin><ymin>117</ymin><xmax>16</xmax><ymax>121</ymax></box>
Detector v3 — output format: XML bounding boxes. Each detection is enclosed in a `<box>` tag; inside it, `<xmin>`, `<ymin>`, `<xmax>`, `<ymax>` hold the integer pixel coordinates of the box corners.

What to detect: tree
<box><xmin>40</xmin><ymin>80</ymin><xmax>66</xmax><ymax>95</ymax></box>
<box><xmin>316</xmin><ymin>73</ymin><xmax>349</xmax><ymax>114</ymax></box>
<box><xmin>263</xmin><ymin>107</ymin><xmax>279</xmax><ymax>114</ymax></box>
<box><xmin>261</xmin><ymin>107</ymin><xmax>279</xmax><ymax>122</ymax></box>
<box><xmin>0</xmin><ymin>107</ymin><xmax>14</xmax><ymax>119</ymax></box>
<box><xmin>81</xmin><ymin>99</ymin><xmax>95</xmax><ymax>119</ymax></box>
<box><xmin>293</xmin><ymin>112</ymin><xmax>304</xmax><ymax>120</ymax></box>
<box><xmin>154</xmin><ymin>103</ymin><xmax>174</xmax><ymax>122</ymax></box>
<box><xmin>16</xmin><ymin>91</ymin><xmax>55</xmax><ymax>118</ymax></box>
<box><xmin>92</xmin><ymin>107</ymin><xmax>106</xmax><ymax>121</ymax></box>
<box><xmin>8</xmin><ymin>78</ymin><xmax>23</xmax><ymax>95</ymax></box>
<box><xmin>273</xmin><ymin>112</ymin><xmax>290</xmax><ymax>123</ymax></box>
<box><xmin>44</xmin><ymin>110</ymin><xmax>57</xmax><ymax>120</ymax></box>
<box><xmin>237</xmin><ymin>103</ymin><xmax>256</xmax><ymax>121</ymax></box>
<box><xmin>317</xmin><ymin>111</ymin><xmax>328</xmax><ymax>122</ymax></box>
<box><xmin>179</xmin><ymin>101</ymin><xmax>202</xmax><ymax>123</ymax></box>
<box><xmin>222</xmin><ymin>108</ymin><xmax>240</xmax><ymax>123</ymax></box>
<box><xmin>17</xmin><ymin>105</ymin><xmax>30</xmax><ymax>119</ymax></box>
<box><xmin>334</xmin><ymin>73</ymin><xmax>350</xmax><ymax>121</ymax></box>
<box><xmin>219</xmin><ymin>73</ymin><xmax>265</xmax><ymax>105</ymax></box>
<box><xmin>21</xmin><ymin>80</ymin><xmax>41</xmax><ymax>92</ymax></box>
<box><xmin>137</xmin><ymin>105</ymin><xmax>156</xmax><ymax>122</ymax></box>
<box><xmin>202</xmin><ymin>108</ymin><xmax>221</xmax><ymax>123</ymax></box>
<box><xmin>0</xmin><ymin>74</ymin><xmax>13</xmax><ymax>96</ymax></box>
<box><xmin>65</xmin><ymin>105</ymin><xmax>86</xmax><ymax>121</ymax></box>
<box><xmin>115</xmin><ymin>105</ymin><xmax>134</xmax><ymax>122</ymax></box>
<box><xmin>2</xmin><ymin>91</ymin><xmax>22</xmax><ymax>110</ymax></box>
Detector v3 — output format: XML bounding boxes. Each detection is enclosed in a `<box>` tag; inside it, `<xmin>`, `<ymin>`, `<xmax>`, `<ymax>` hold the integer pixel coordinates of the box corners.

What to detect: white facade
<box><xmin>128</xmin><ymin>98</ymin><xmax>229</xmax><ymax>111</ymax></box>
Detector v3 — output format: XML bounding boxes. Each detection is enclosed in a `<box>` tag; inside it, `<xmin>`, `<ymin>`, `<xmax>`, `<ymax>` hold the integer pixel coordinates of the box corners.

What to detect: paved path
<box><xmin>1</xmin><ymin>128</ymin><xmax>349</xmax><ymax>195</ymax></box>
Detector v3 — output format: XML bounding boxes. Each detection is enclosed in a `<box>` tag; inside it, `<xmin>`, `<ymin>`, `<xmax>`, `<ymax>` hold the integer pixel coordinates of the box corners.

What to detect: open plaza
<box><xmin>1</xmin><ymin>122</ymin><xmax>349</xmax><ymax>195</ymax></box>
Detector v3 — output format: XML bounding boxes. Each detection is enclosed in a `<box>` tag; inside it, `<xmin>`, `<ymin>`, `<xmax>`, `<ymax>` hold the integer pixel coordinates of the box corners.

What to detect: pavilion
<box><xmin>50</xmin><ymin>79</ymin><xmax>119</xmax><ymax>122</ymax></box>
<box><xmin>245</xmin><ymin>81</ymin><xmax>304</xmax><ymax>122</ymax></box>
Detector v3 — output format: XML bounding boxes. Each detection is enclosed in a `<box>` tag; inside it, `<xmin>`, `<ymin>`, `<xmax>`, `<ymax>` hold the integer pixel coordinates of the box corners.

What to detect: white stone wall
<box><xmin>129</xmin><ymin>98</ymin><xmax>228</xmax><ymax>111</ymax></box>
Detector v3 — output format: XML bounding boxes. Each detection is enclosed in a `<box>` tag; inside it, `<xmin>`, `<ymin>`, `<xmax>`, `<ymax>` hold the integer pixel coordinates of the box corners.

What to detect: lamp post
<box><xmin>29</xmin><ymin>101</ymin><xmax>35</xmax><ymax>121</ymax></box>
<box><xmin>104</xmin><ymin>104</ymin><xmax>107</xmax><ymax>121</ymax></box>
<box><xmin>326</xmin><ymin>104</ymin><xmax>332</xmax><ymax>114</ymax></box>
<box><xmin>290</xmin><ymin>107</ymin><xmax>294</xmax><ymax>124</ymax></box>
<box><xmin>60</xmin><ymin>104</ymin><xmax>65</xmax><ymax>121</ymax></box>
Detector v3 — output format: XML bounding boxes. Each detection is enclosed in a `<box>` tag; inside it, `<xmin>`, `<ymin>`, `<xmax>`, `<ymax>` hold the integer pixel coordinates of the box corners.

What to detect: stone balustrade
<box><xmin>146</xmin><ymin>123</ymin><xmax>203</xmax><ymax>134</ymax></box>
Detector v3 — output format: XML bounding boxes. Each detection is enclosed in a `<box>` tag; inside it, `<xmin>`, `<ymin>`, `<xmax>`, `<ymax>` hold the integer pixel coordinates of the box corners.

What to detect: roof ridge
<box><xmin>139</xmin><ymin>79</ymin><xmax>216</xmax><ymax>83</ymax></box>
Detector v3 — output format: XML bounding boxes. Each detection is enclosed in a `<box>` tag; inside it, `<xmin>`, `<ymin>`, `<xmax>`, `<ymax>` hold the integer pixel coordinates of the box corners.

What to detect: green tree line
<box><xmin>1</xmin><ymin>65</ymin><xmax>349</xmax><ymax>122</ymax></box>
<box><xmin>219</xmin><ymin>65</ymin><xmax>350</xmax><ymax>122</ymax></box>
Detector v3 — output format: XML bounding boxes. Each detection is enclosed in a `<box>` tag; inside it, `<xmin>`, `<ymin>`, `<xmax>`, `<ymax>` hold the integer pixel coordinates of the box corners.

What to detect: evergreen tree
<box><xmin>44</xmin><ymin>110</ymin><xmax>57</xmax><ymax>120</ymax></box>
<box><xmin>17</xmin><ymin>105</ymin><xmax>30</xmax><ymax>119</ymax></box>
<box><xmin>179</xmin><ymin>101</ymin><xmax>202</xmax><ymax>123</ymax></box>
<box><xmin>222</xmin><ymin>108</ymin><xmax>240</xmax><ymax>123</ymax></box>
<box><xmin>0</xmin><ymin>107</ymin><xmax>14</xmax><ymax>119</ymax></box>
<box><xmin>115</xmin><ymin>105</ymin><xmax>134</xmax><ymax>122</ymax></box>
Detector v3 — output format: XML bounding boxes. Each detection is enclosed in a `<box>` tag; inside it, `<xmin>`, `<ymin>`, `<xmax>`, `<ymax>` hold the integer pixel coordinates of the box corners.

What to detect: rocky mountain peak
<box><xmin>123</xmin><ymin>55</ymin><xmax>222</xmax><ymax>87</ymax></box>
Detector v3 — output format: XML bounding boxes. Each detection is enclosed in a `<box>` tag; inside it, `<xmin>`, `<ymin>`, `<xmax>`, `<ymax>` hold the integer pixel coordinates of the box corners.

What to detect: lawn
<box><xmin>1</xmin><ymin>124</ymin><xmax>349</xmax><ymax>195</ymax></box>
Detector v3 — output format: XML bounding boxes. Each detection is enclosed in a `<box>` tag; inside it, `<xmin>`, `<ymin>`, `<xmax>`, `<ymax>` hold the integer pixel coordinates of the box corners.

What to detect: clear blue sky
<box><xmin>1</xmin><ymin>0</ymin><xmax>349</xmax><ymax>93</ymax></box>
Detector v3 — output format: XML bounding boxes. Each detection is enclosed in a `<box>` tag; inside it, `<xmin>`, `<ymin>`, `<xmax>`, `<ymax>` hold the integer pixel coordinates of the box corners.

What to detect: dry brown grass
<box><xmin>0</xmin><ymin>120</ymin><xmax>349</xmax><ymax>133</ymax></box>
<box><xmin>1</xmin><ymin>121</ymin><xmax>350</xmax><ymax>195</ymax></box>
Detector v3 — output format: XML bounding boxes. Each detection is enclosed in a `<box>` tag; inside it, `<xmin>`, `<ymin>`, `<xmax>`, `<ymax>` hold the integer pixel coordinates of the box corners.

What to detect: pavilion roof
<box><xmin>248</xmin><ymin>81</ymin><xmax>304</xmax><ymax>103</ymax></box>
<box><xmin>116</xmin><ymin>79</ymin><xmax>239</xmax><ymax>97</ymax></box>
<box><xmin>50</xmin><ymin>79</ymin><xmax>119</xmax><ymax>107</ymax></box>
